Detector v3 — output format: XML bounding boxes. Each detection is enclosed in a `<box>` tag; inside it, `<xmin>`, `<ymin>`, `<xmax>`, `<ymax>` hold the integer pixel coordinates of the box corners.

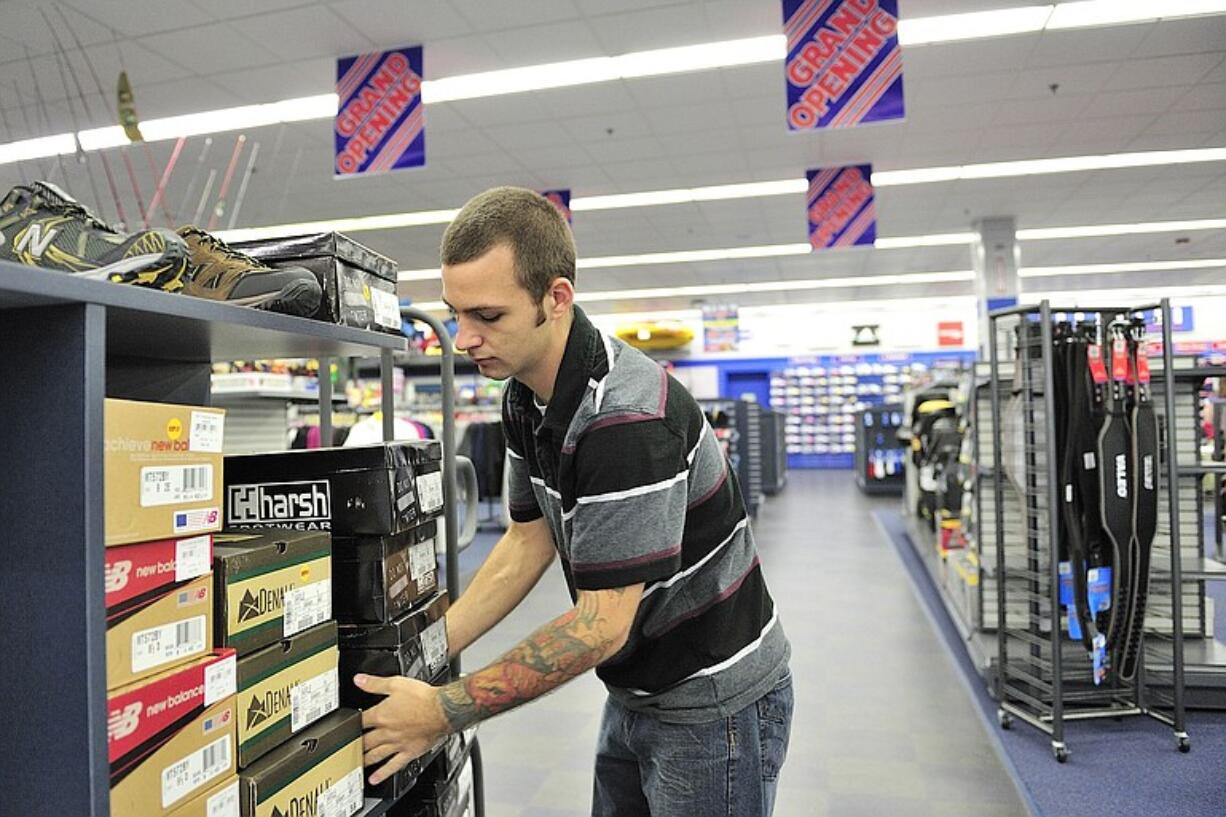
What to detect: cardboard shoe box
<box><xmin>166</xmin><ymin>776</ymin><xmax>240</xmax><ymax>817</ymax></box>
<box><xmin>214</xmin><ymin>529</ymin><xmax>333</xmax><ymax>656</ymax></box>
<box><xmin>239</xmin><ymin>709</ymin><xmax>364</xmax><ymax>817</ymax></box>
<box><xmin>388</xmin><ymin>748</ymin><xmax>473</xmax><ymax>817</ymax></box>
<box><xmin>108</xmin><ymin>650</ymin><xmax>238</xmax><ymax>817</ymax></box>
<box><xmin>236</xmin><ymin>621</ymin><xmax>340</xmax><ymax>768</ymax></box>
<box><xmin>224</xmin><ymin>442</ymin><xmax>444</xmax><ymax>536</ymax></box>
<box><xmin>106</xmin><ymin>399</ymin><xmax>226</xmax><ymax>546</ymax></box>
<box><xmin>231</xmin><ymin>232</ymin><xmax>402</xmax><ymax>334</ymax></box>
<box><xmin>338</xmin><ymin>591</ymin><xmax>450</xmax><ymax>712</ymax></box>
<box><xmin>333</xmin><ymin>519</ymin><xmax>438</xmax><ymax>625</ymax></box>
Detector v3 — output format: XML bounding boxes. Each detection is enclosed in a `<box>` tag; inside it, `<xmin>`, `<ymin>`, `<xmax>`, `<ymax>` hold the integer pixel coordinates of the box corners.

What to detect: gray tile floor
<box><xmin>458</xmin><ymin>471</ymin><xmax>1028</xmax><ymax>817</ymax></box>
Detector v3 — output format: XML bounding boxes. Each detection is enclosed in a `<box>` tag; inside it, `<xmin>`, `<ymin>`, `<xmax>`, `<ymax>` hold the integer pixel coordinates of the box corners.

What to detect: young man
<box><xmin>356</xmin><ymin>187</ymin><xmax>793</xmax><ymax>816</ymax></box>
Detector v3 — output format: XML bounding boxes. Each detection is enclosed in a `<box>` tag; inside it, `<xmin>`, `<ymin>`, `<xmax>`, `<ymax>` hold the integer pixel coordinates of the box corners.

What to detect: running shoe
<box><xmin>0</xmin><ymin>181</ymin><xmax>188</xmax><ymax>289</ymax></box>
<box><xmin>176</xmin><ymin>226</ymin><xmax>322</xmax><ymax>317</ymax></box>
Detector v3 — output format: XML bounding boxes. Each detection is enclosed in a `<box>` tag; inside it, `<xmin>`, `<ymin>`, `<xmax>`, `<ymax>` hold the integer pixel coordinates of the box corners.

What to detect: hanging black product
<box><xmin>1095</xmin><ymin>320</ymin><xmax>1135</xmax><ymax>655</ymax></box>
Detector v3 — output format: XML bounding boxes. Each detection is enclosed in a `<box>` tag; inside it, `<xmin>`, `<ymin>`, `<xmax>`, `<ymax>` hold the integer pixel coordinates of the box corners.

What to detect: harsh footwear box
<box><xmin>213</xmin><ymin>529</ymin><xmax>332</xmax><ymax>656</ymax></box>
<box><xmin>108</xmin><ymin>650</ymin><xmax>238</xmax><ymax>817</ymax></box>
<box><xmin>224</xmin><ymin>442</ymin><xmax>445</xmax><ymax>536</ymax></box>
<box><xmin>333</xmin><ymin>519</ymin><xmax>439</xmax><ymax>625</ymax></box>
<box><xmin>236</xmin><ymin>621</ymin><xmax>340</xmax><ymax>768</ymax></box>
<box><xmin>106</xmin><ymin>399</ymin><xmax>226</xmax><ymax>546</ymax></box>
<box><xmin>231</xmin><ymin>232</ymin><xmax>402</xmax><ymax>335</ymax></box>
<box><xmin>238</xmin><ymin>709</ymin><xmax>364</xmax><ymax>817</ymax></box>
<box><xmin>338</xmin><ymin>591</ymin><xmax>450</xmax><ymax>711</ymax></box>
<box><xmin>165</xmin><ymin>776</ymin><xmax>240</xmax><ymax>817</ymax></box>
<box><xmin>106</xmin><ymin>535</ymin><xmax>215</xmax><ymax>690</ymax></box>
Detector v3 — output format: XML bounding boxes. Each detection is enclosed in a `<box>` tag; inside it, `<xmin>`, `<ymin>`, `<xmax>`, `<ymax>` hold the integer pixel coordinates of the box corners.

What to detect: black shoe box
<box><xmin>338</xmin><ymin>591</ymin><xmax>451</xmax><ymax>710</ymax></box>
<box><xmin>224</xmin><ymin>442</ymin><xmax>443</xmax><ymax>536</ymax></box>
<box><xmin>387</xmin><ymin>735</ymin><xmax>474</xmax><ymax>817</ymax></box>
<box><xmin>334</xmin><ymin>519</ymin><xmax>439</xmax><ymax>625</ymax></box>
<box><xmin>231</xmin><ymin>231</ymin><xmax>402</xmax><ymax>334</ymax></box>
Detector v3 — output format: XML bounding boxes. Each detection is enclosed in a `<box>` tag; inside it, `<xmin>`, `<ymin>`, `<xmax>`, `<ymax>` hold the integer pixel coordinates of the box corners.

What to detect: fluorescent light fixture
<box><xmin>398</xmin><ymin>268</ymin><xmax>443</xmax><ymax>282</ymax></box>
<box><xmin>1019</xmin><ymin>258</ymin><xmax>1226</xmax><ymax>277</ymax></box>
<box><xmin>0</xmin><ymin>132</ymin><xmax>76</xmax><ymax>165</ymax></box>
<box><xmin>578</xmin><ymin>243</ymin><xmax>811</xmax><ymax>269</ymax></box>
<box><xmin>216</xmin><ymin>208</ymin><xmax>458</xmax><ymax>243</ymax></box>
<box><xmin>1017</xmin><ymin>218</ymin><xmax>1226</xmax><ymax>240</ymax></box>
<box><xmin>875</xmin><ymin>232</ymin><xmax>975</xmax><ymax>249</ymax></box>
<box><xmin>1046</xmin><ymin>0</ymin><xmax>1226</xmax><ymax>29</ymax></box>
<box><xmin>898</xmin><ymin>6</ymin><xmax>1053</xmax><ymax>45</ymax></box>
<box><xmin>572</xmin><ymin>179</ymin><xmax>807</xmax><ymax>212</ymax></box>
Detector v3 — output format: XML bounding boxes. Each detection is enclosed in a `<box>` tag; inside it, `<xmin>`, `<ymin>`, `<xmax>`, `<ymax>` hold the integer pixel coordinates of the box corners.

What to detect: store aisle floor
<box><xmin>458</xmin><ymin>471</ymin><xmax>1028</xmax><ymax>817</ymax></box>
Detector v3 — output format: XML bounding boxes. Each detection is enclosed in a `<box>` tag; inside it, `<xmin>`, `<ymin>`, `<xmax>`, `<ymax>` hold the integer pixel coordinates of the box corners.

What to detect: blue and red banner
<box><xmin>782</xmin><ymin>0</ymin><xmax>904</xmax><ymax>130</ymax></box>
<box><xmin>335</xmin><ymin>46</ymin><xmax>424</xmax><ymax>177</ymax></box>
<box><xmin>541</xmin><ymin>189</ymin><xmax>572</xmax><ymax>225</ymax></box>
<box><xmin>806</xmin><ymin>164</ymin><xmax>875</xmax><ymax>250</ymax></box>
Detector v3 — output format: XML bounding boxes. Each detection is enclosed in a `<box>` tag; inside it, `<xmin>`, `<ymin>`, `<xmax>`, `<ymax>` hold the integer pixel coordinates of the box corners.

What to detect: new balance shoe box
<box><xmin>338</xmin><ymin>591</ymin><xmax>450</xmax><ymax>712</ymax></box>
<box><xmin>334</xmin><ymin>519</ymin><xmax>439</xmax><ymax>625</ymax></box>
<box><xmin>106</xmin><ymin>535</ymin><xmax>215</xmax><ymax>690</ymax></box>
<box><xmin>165</xmin><ymin>776</ymin><xmax>240</xmax><ymax>817</ymax></box>
<box><xmin>236</xmin><ymin>621</ymin><xmax>340</xmax><ymax>768</ymax></box>
<box><xmin>239</xmin><ymin>709</ymin><xmax>364</xmax><ymax>817</ymax></box>
<box><xmin>224</xmin><ymin>442</ymin><xmax>444</xmax><ymax>536</ymax></box>
<box><xmin>231</xmin><ymin>232</ymin><xmax>402</xmax><ymax>335</ymax></box>
<box><xmin>214</xmin><ymin>529</ymin><xmax>332</xmax><ymax>656</ymax></box>
<box><xmin>106</xmin><ymin>399</ymin><xmax>226</xmax><ymax>546</ymax></box>
<box><xmin>108</xmin><ymin>650</ymin><xmax>238</xmax><ymax>817</ymax></box>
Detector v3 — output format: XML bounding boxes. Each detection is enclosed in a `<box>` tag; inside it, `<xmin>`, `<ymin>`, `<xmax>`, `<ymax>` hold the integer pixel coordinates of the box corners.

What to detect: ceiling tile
<box><xmin>1104</xmin><ymin>53</ymin><xmax>1223</xmax><ymax>91</ymax></box>
<box><xmin>1026</xmin><ymin>26</ymin><xmax>1151</xmax><ymax>69</ymax></box>
<box><xmin>328</xmin><ymin>0</ymin><xmax>473</xmax><ymax>44</ymax></box>
<box><xmin>138</xmin><ymin>23</ymin><xmax>278</xmax><ymax>75</ymax></box>
<box><xmin>1171</xmin><ymin>82</ymin><xmax>1226</xmax><ymax>112</ymax></box>
<box><xmin>589</xmin><ymin>4</ymin><xmax>713</xmax><ymax>54</ymax></box>
<box><xmin>447</xmin><ymin>0</ymin><xmax>583</xmax><ymax>30</ymax></box>
<box><xmin>237</xmin><ymin>6</ymin><xmax>370</xmax><ymax>63</ymax></box>
<box><xmin>485</xmin><ymin>19</ymin><xmax>604</xmax><ymax>64</ymax></box>
<box><xmin>1133</xmin><ymin>17</ymin><xmax>1226</xmax><ymax>59</ymax></box>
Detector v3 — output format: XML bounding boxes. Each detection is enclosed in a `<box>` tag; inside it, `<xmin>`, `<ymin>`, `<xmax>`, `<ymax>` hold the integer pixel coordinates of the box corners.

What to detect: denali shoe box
<box><xmin>105</xmin><ymin>534</ymin><xmax>214</xmax><ymax>690</ymax></box>
<box><xmin>334</xmin><ymin>519</ymin><xmax>439</xmax><ymax>625</ymax></box>
<box><xmin>224</xmin><ymin>442</ymin><xmax>444</xmax><ymax>536</ymax></box>
<box><xmin>166</xmin><ymin>777</ymin><xmax>239</xmax><ymax>817</ymax></box>
<box><xmin>106</xmin><ymin>399</ymin><xmax>226</xmax><ymax>546</ymax></box>
<box><xmin>338</xmin><ymin>591</ymin><xmax>450</xmax><ymax>712</ymax></box>
<box><xmin>231</xmin><ymin>232</ymin><xmax>401</xmax><ymax>334</ymax></box>
<box><xmin>239</xmin><ymin>709</ymin><xmax>364</xmax><ymax>817</ymax></box>
<box><xmin>108</xmin><ymin>650</ymin><xmax>238</xmax><ymax>817</ymax></box>
<box><xmin>214</xmin><ymin>529</ymin><xmax>332</xmax><ymax>656</ymax></box>
<box><xmin>236</xmin><ymin>621</ymin><xmax>340</xmax><ymax>768</ymax></box>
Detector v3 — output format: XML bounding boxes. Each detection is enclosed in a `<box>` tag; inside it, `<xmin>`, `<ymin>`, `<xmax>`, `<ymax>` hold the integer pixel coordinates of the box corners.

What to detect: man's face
<box><xmin>441</xmin><ymin>243</ymin><xmax>553</xmax><ymax>382</ymax></box>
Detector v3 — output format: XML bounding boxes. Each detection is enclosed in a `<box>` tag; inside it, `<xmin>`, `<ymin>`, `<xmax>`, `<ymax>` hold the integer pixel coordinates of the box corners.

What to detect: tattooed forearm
<box><xmin>437</xmin><ymin>587</ymin><xmax>635</xmax><ymax>732</ymax></box>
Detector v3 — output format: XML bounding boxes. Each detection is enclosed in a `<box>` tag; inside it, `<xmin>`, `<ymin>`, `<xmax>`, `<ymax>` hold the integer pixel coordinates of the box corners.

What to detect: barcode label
<box><xmin>371</xmin><ymin>287</ymin><xmax>402</xmax><ymax>330</ymax></box>
<box><xmin>141</xmin><ymin>464</ymin><xmax>214</xmax><ymax>507</ymax></box>
<box><xmin>161</xmin><ymin>734</ymin><xmax>231</xmax><ymax>808</ymax></box>
<box><xmin>175</xmin><ymin>535</ymin><xmax>212</xmax><ymax>582</ymax></box>
<box><xmin>290</xmin><ymin>668</ymin><xmax>339</xmax><ymax>732</ymax></box>
<box><xmin>409</xmin><ymin>540</ymin><xmax>436</xmax><ymax>582</ymax></box>
<box><xmin>207</xmin><ymin>780</ymin><xmax>240</xmax><ymax>817</ymax></box>
<box><xmin>190</xmin><ymin>411</ymin><xmax>225</xmax><ymax>453</ymax></box>
<box><xmin>283</xmin><ymin>580</ymin><xmax>331</xmax><ymax>637</ymax></box>
<box><xmin>204</xmin><ymin>654</ymin><xmax>237</xmax><ymax>707</ymax></box>
<box><xmin>317</xmin><ymin>767</ymin><xmax>364</xmax><ymax>817</ymax></box>
<box><xmin>421</xmin><ymin>619</ymin><xmax>448</xmax><ymax>676</ymax></box>
<box><xmin>416</xmin><ymin>472</ymin><xmax>444</xmax><ymax>514</ymax></box>
<box><xmin>132</xmin><ymin>615</ymin><xmax>207</xmax><ymax>673</ymax></box>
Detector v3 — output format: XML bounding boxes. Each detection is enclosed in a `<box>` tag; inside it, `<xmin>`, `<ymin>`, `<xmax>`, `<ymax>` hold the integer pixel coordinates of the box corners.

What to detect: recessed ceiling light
<box><xmin>1019</xmin><ymin>258</ymin><xmax>1226</xmax><ymax>277</ymax></box>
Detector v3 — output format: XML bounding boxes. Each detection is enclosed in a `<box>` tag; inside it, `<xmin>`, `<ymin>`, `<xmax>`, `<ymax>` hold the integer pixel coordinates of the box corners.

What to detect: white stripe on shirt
<box><xmin>642</xmin><ymin>516</ymin><xmax>748</xmax><ymax>599</ymax></box>
<box><xmin>575</xmin><ymin>470</ymin><xmax>687</xmax><ymax>505</ymax></box>
<box><xmin>529</xmin><ymin>476</ymin><xmax>562</xmax><ymax>500</ymax></box>
<box><xmin>687</xmin><ymin>420</ymin><xmax>710</xmax><ymax>465</ymax></box>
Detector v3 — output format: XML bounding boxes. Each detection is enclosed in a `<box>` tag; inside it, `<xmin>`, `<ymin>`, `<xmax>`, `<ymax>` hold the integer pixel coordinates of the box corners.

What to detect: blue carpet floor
<box><xmin>875</xmin><ymin>509</ymin><xmax>1226</xmax><ymax>817</ymax></box>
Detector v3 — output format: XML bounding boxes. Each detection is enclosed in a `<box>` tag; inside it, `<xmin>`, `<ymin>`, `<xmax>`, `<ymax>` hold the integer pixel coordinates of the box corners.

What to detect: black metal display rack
<box><xmin>854</xmin><ymin>403</ymin><xmax>906</xmax><ymax>495</ymax></box>
<box><xmin>0</xmin><ymin>263</ymin><xmax>482</xmax><ymax>817</ymax></box>
<box><xmin>986</xmin><ymin>299</ymin><xmax>1189</xmax><ymax>763</ymax></box>
<box><xmin>699</xmin><ymin>398</ymin><xmax>765</xmax><ymax>516</ymax></box>
<box><xmin>759</xmin><ymin>409</ymin><xmax>788</xmax><ymax>496</ymax></box>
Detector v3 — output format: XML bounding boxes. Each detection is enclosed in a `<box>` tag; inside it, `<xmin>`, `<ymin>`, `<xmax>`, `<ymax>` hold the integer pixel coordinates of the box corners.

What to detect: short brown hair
<box><xmin>440</xmin><ymin>186</ymin><xmax>576</xmax><ymax>303</ymax></box>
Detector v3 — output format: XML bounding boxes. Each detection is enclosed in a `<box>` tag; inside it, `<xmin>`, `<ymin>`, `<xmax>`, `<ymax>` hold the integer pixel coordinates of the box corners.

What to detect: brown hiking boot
<box><xmin>176</xmin><ymin>226</ymin><xmax>321</xmax><ymax>317</ymax></box>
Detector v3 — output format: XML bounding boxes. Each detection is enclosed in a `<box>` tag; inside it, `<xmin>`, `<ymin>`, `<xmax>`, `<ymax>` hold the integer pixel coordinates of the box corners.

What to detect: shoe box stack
<box><xmin>388</xmin><ymin>729</ymin><xmax>478</xmax><ymax>817</ymax></box>
<box><xmin>223</xmin><ymin>441</ymin><xmax>451</xmax><ymax>805</ymax></box>
<box><xmin>233</xmin><ymin>232</ymin><xmax>404</xmax><ymax>336</ymax></box>
<box><xmin>103</xmin><ymin>398</ymin><xmax>240</xmax><ymax>817</ymax></box>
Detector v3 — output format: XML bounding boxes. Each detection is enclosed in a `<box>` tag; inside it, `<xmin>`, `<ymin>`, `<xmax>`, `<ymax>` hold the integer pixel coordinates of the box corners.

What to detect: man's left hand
<box><xmin>356</xmin><ymin>674</ymin><xmax>449</xmax><ymax>785</ymax></box>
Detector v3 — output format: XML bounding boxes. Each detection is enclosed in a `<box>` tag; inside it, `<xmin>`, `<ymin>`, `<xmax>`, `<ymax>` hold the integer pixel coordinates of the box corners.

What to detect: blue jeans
<box><xmin>592</xmin><ymin>672</ymin><xmax>793</xmax><ymax>817</ymax></box>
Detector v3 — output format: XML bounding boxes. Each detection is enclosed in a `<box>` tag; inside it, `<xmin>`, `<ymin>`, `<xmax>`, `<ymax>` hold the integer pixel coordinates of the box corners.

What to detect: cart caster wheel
<box><xmin>1177</xmin><ymin>735</ymin><xmax>1191</xmax><ymax>754</ymax></box>
<box><xmin>997</xmin><ymin>710</ymin><xmax>1013</xmax><ymax>730</ymax></box>
<box><xmin>1052</xmin><ymin>743</ymin><xmax>1069</xmax><ymax>763</ymax></box>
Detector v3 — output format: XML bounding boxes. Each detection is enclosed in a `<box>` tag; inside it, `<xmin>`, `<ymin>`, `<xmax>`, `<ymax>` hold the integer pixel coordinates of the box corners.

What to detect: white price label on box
<box><xmin>421</xmin><ymin>619</ymin><xmax>448</xmax><ymax>676</ymax></box>
<box><xmin>371</xmin><ymin>287</ymin><xmax>402</xmax><ymax>330</ymax></box>
<box><xmin>204</xmin><ymin>654</ymin><xmax>237</xmax><ymax>707</ymax></box>
<box><xmin>190</xmin><ymin>411</ymin><xmax>225</xmax><ymax>453</ymax></box>
<box><xmin>416</xmin><ymin>472</ymin><xmax>444</xmax><ymax>514</ymax></box>
<box><xmin>317</xmin><ymin>767</ymin><xmax>364</xmax><ymax>817</ymax></box>
<box><xmin>141</xmin><ymin>464</ymin><xmax>214</xmax><ymax>507</ymax></box>
<box><xmin>409</xmin><ymin>540</ymin><xmax>435</xmax><ymax>582</ymax></box>
<box><xmin>161</xmin><ymin>734</ymin><xmax>231</xmax><ymax>808</ymax></box>
<box><xmin>175</xmin><ymin>535</ymin><xmax>212</xmax><ymax>582</ymax></box>
<box><xmin>290</xmin><ymin>668</ymin><xmax>339</xmax><ymax>733</ymax></box>
<box><xmin>282</xmin><ymin>579</ymin><xmax>331</xmax><ymax>637</ymax></box>
<box><xmin>207</xmin><ymin>780</ymin><xmax>240</xmax><ymax>817</ymax></box>
<box><xmin>132</xmin><ymin>615</ymin><xmax>207</xmax><ymax>674</ymax></box>
<box><xmin>388</xmin><ymin>574</ymin><xmax>410</xmax><ymax>601</ymax></box>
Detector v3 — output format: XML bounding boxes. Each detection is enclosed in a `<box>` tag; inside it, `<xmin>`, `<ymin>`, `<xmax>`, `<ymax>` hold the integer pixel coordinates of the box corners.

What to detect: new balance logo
<box><xmin>105</xmin><ymin>560</ymin><xmax>133</xmax><ymax>594</ymax></box>
<box><xmin>16</xmin><ymin>224</ymin><xmax>58</xmax><ymax>259</ymax></box>
<box><xmin>107</xmin><ymin>702</ymin><xmax>142</xmax><ymax>742</ymax></box>
<box><xmin>228</xmin><ymin>481</ymin><xmax>331</xmax><ymax>529</ymax></box>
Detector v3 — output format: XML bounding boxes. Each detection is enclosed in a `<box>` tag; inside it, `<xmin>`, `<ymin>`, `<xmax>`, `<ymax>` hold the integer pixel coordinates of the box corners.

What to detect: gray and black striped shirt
<box><xmin>503</xmin><ymin>307</ymin><xmax>790</xmax><ymax>723</ymax></box>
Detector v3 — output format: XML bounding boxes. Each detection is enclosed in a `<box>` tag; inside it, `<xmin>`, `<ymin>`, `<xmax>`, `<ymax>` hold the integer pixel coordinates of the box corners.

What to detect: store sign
<box><xmin>702</xmin><ymin>305</ymin><xmax>740</xmax><ymax>353</ymax></box>
<box><xmin>782</xmin><ymin>0</ymin><xmax>905</xmax><ymax>130</ymax></box>
<box><xmin>807</xmin><ymin>164</ymin><xmax>876</xmax><ymax>250</ymax></box>
<box><xmin>541</xmin><ymin>189</ymin><xmax>572</xmax><ymax>225</ymax></box>
<box><xmin>335</xmin><ymin>45</ymin><xmax>424</xmax><ymax>176</ymax></box>
<box><xmin>938</xmin><ymin>321</ymin><xmax>964</xmax><ymax>347</ymax></box>
<box><xmin>851</xmin><ymin>324</ymin><xmax>880</xmax><ymax>346</ymax></box>
<box><xmin>1143</xmin><ymin>306</ymin><xmax>1194</xmax><ymax>334</ymax></box>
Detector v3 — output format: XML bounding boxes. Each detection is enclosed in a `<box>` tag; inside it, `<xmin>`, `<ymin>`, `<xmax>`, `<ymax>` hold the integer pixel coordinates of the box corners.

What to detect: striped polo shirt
<box><xmin>503</xmin><ymin>307</ymin><xmax>790</xmax><ymax>723</ymax></box>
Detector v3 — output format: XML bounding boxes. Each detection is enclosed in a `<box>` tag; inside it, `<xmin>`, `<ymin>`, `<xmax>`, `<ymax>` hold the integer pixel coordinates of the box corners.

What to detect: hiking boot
<box><xmin>177</xmin><ymin>226</ymin><xmax>322</xmax><ymax>317</ymax></box>
<box><xmin>0</xmin><ymin>180</ymin><xmax>188</xmax><ymax>289</ymax></box>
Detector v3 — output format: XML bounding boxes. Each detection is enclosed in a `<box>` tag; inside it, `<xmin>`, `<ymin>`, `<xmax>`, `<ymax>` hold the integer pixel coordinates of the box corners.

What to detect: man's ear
<box><xmin>546</xmin><ymin>277</ymin><xmax>575</xmax><ymax>317</ymax></box>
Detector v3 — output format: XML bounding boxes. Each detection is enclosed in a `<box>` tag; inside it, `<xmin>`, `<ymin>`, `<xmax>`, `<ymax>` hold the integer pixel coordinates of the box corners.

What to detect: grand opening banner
<box><xmin>335</xmin><ymin>46</ymin><xmax>424</xmax><ymax>176</ymax></box>
<box><xmin>807</xmin><ymin>164</ymin><xmax>875</xmax><ymax>250</ymax></box>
